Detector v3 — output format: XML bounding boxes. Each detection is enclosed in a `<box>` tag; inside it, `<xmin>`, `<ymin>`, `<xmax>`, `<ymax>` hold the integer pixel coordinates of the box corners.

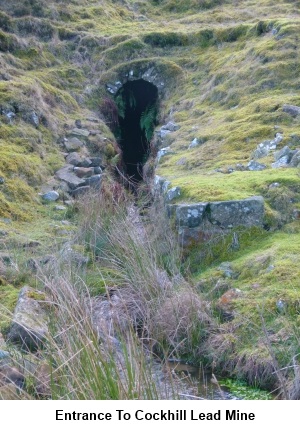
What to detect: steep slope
<box><xmin>1</xmin><ymin>0</ymin><xmax>300</xmax><ymax>396</ymax></box>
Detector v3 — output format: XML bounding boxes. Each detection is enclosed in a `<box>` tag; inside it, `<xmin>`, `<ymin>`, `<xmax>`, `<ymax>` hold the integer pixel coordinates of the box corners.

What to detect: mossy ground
<box><xmin>0</xmin><ymin>0</ymin><xmax>300</xmax><ymax>395</ymax></box>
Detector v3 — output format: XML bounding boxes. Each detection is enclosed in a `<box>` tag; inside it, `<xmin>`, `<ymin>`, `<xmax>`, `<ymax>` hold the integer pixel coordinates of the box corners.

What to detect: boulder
<box><xmin>94</xmin><ymin>166</ymin><xmax>102</xmax><ymax>174</ymax></box>
<box><xmin>216</xmin><ymin>288</ymin><xmax>243</xmax><ymax>321</ymax></box>
<box><xmin>208</xmin><ymin>196</ymin><xmax>264</xmax><ymax>228</ymax></box>
<box><xmin>252</xmin><ymin>134</ymin><xmax>282</xmax><ymax>159</ymax></box>
<box><xmin>55</xmin><ymin>165</ymin><xmax>86</xmax><ymax>189</ymax></box>
<box><xmin>64</xmin><ymin>137</ymin><xmax>84</xmax><ymax>152</ymax></box>
<box><xmin>161</xmin><ymin>122</ymin><xmax>180</xmax><ymax>132</ymax></box>
<box><xmin>272</xmin><ymin>156</ymin><xmax>289</xmax><ymax>168</ymax></box>
<box><xmin>70</xmin><ymin>186</ymin><xmax>91</xmax><ymax>197</ymax></box>
<box><xmin>83</xmin><ymin>174</ymin><xmax>102</xmax><ymax>188</ymax></box>
<box><xmin>65</xmin><ymin>152</ymin><xmax>92</xmax><ymax>167</ymax></box>
<box><xmin>153</xmin><ymin>175</ymin><xmax>170</xmax><ymax>195</ymax></box>
<box><xmin>165</xmin><ymin>187</ymin><xmax>181</xmax><ymax>202</ymax></box>
<box><xmin>274</xmin><ymin>145</ymin><xmax>296</xmax><ymax>163</ymax></box>
<box><xmin>159</xmin><ymin>129</ymin><xmax>171</xmax><ymax>140</ymax></box>
<box><xmin>8</xmin><ymin>286</ymin><xmax>49</xmax><ymax>351</ymax></box>
<box><xmin>68</xmin><ymin>128</ymin><xmax>90</xmax><ymax>139</ymax></box>
<box><xmin>247</xmin><ymin>160</ymin><xmax>267</xmax><ymax>171</ymax></box>
<box><xmin>189</xmin><ymin>138</ymin><xmax>200</xmax><ymax>149</ymax></box>
<box><xmin>283</xmin><ymin>104</ymin><xmax>300</xmax><ymax>117</ymax></box>
<box><xmin>73</xmin><ymin>167</ymin><xmax>94</xmax><ymax>178</ymax></box>
<box><xmin>175</xmin><ymin>203</ymin><xmax>208</xmax><ymax>228</ymax></box>
<box><xmin>30</xmin><ymin>111</ymin><xmax>39</xmax><ymax>128</ymax></box>
<box><xmin>89</xmin><ymin>157</ymin><xmax>103</xmax><ymax>167</ymax></box>
<box><xmin>41</xmin><ymin>190</ymin><xmax>59</xmax><ymax>202</ymax></box>
<box><xmin>290</xmin><ymin>150</ymin><xmax>300</xmax><ymax>167</ymax></box>
<box><xmin>218</xmin><ymin>262</ymin><xmax>238</xmax><ymax>279</ymax></box>
<box><xmin>157</xmin><ymin>147</ymin><xmax>173</xmax><ymax>162</ymax></box>
<box><xmin>75</xmin><ymin>119</ymin><xmax>82</xmax><ymax>129</ymax></box>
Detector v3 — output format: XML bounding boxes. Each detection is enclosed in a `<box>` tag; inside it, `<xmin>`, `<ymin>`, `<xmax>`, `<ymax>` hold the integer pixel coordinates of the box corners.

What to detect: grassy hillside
<box><xmin>1</xmin><ymin>0</ymin><xmax>300</xmax><ymax>398</ymax></box>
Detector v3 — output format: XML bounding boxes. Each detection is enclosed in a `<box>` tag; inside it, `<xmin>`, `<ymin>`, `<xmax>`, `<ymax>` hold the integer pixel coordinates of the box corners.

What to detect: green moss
<box><xmin>144</xmin><ymin>32</ymin><xmax>189</xmax><ymax>47</ymax></box>
<box><xmin>0</xmin><ymin>284</ymin><xmax>20</xmax><ymax>331</ymax></box>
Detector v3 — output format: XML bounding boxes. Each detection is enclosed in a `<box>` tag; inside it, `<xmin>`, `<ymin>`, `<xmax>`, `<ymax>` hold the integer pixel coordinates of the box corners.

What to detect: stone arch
<box><xmin>101</xmin><ymin>58</ymin><xmax>183</xmax><ymax>97</ymax></box>
<box><xmin>100</xmin><ymin>59</ymin><xmax>183</xmax><ymax>182</ymax></box>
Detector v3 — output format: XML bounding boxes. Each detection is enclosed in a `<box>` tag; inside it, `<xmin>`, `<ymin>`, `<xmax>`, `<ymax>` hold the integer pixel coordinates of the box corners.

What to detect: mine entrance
<box><xmin>115</xmin><ymin>79</ymin><xmax>158</xmax><ymax>182</ymax></box>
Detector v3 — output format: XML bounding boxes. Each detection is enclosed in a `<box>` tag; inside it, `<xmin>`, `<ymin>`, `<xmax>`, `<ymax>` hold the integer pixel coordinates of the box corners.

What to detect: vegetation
<box><xmin>0</xmin><ymin>0</ymin><xmax>300</xmax><ymax>399</ymax></box>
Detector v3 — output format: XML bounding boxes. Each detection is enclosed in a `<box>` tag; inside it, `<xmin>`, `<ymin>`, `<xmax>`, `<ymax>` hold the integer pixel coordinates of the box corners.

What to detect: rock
<box><xmin>0</xmin><ymin>218</ymin><xmax>11</xmax><ymax>224</ymax></box>
<box><xmin>165</xmin><ymin>187</ymin><xmax>181</xmax><ymax>202</ymax></box>
<box><xmin>54</xmin><ymin>205</ymin><xmax>67</xmax><ymax>211</ymax></box>
<box><xmin>276</xmin><ymin>299</ymin><xmax>286</xmax><ymax>313</ymax></box>
<box><xmin>94</xmin><ymin>166</ymin><xmax>102</xmax><ymax>174</ymax></box>
<box><xmin>30</xmin><ymin>111</ymin><xmax>39</xmax><ymax>128</ymax></box>
<box><xmin>272</xmin><ymin>156</ymin><xmax>289</xmax><ymax>168</ymax></box>
<box><xmin>75</xmin><ymin>119</ymin><xmax>82</xmax><ymax>129</ymax></box>
<box><xmin>68</xmin><ymin>128</ymin><xmax>90</xmax><ymax>139</ymax></box>
<box><xmin>159</xmin><ymin>129</ymin><xmax>171</xmax><ymax>140</ymax></box>
<box><xmin>189</xmin><ymin>138</ymin><xmax>200</xmax><ymax>149</ymax></box>
<box><xmin>64</xmin><ymin>137</ymin><xmax>84</xmax><ymax>152</ymax></box>
<box><xmin>89</xmin><ymin>157</ymin><xmax>102</xmax><ymax>167</ymax></box>
<box><xmin>218</xmin><ymin>262</ymin><xmax>238</xmax><ymax>279</ymax></box>
<box><xmin>8</xmin><ymin>286</ymin><xmax>48</xmax><ymax>351</ymax></box>
<box><xmin>161</xmin><ymin>122</ymin><xmax>180</xmax><ymax>132</ymax></box>
<box><xmin>274</xmin><ymin>145</ymin><xmax>296</xmax><ymax>163</ymax></box>
<box><xmin>41</xmin><ymin>190</ymin><xmax>59</xmax><ymax>202</ymax></box>
<box><xmin>0</xmin><ymin>230</ymin><xmax>8</xmax><ymax>236</ymax></box>
<box><xmin>289</xmin><ymin>150</ymin><xmax>300</xmax><ymax>167</ymax></box>
<box><xmin>5</xmin><ymin>111</ymin><xmax>15</xmax><ymax>124</ymax></box>
<box><xmin>27</xmin><ymin>255</ymin><xmax>55</xmax><ymax>272</ymax></box>
<box><xmin>247</xmin><ymin>160</ymin><xmax>267</xmax><ymax>171</ymax></box>
<box><xmin>65</xmin><ymin>152</ymin><xmax>92</xmax><ymax>167</ymax></box>
<box><xmin>252</xmin><ymin>142</ymin><xmax>272</xmax><ymax>159</ymax></box>
<box><xmin>269</xmin><ymin>182</ymin><xmax>280</xmax><ymax>188</ymax></box>
<box><xmin>153</xmin><ymin>175</ymin><xmax>170</xmax><ymax>194</ymax></box>
<box><xmin>157</xmin><ymin>147</ymin><xmax>173</xmax><ymax>162</ymax></box>
<box><xmin>55</xmin><ymin>165</ymin><xmax>86</xmax><ymax>189</ymax></box>
<box><xmin>83</xmin><ymin>174</ymin><xmax>102</xmax><ymax>188</ymax></box>
<box><xmin>217</xmin><ymin>288</ymin><xmax>243</xmax><ymax>320</ymax></box>
<box><xmin>252</xmin><ymin>134</ymin><xmax>282</xmax><ymax>159</ymax></box>
<box><xmin>70</xmin><ymin>186</ymin><xmax>91</xmax><ymax>197</ymax></box>
<box><xmin>0</xmin><ymin>177</ymin><xmax>5</xmax><ymax>184</ymax></box>
<box><xmin>283</xmin><ymin>104</ymin><xmax>300</xmax><ymax>117</ymax></box>
<box><xmin>73</xmin><ymin>167</ymin><xmax>94</xmax><ymax>178</ymax></box>
<box><xmin>171</xmin><ymin>197</ymin><xmax>264</xmax><ymax>230</ymax></box>
<box><xmin>209</xmin><ymin>196</ymin><xmax>264</xmax><ymax>228</ymax></box>
<box><xmin>86</xmin><ymin>116</ymin><xmax>99</xmax><ymax>123</ymax></box>
<box><xmin>293</xmin><ymin>209</ymin><xmax>300</xmax><ymax>220</ymax></box>
<box><xmin>266</xmin><ymin>264</ymin><xmax>275</xmax><ymax>273</ymax></box>
<box><xmin>235</xmin><ymin>163</ymin><xmax>247</xmax><ymax>171</ymax></box>
<box><xmin>1</xmin><ymin>366</ymin><xmax>25</xmax><ymax>388</ymax></box>
<box><xmin>175</xmin><ymin>204</ymin><xmax>208</xmax><ymax>228</ymax></box>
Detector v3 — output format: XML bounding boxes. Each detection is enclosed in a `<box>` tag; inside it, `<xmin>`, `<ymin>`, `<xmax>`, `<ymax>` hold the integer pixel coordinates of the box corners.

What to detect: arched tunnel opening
<box><xmin>115</xmin><ymin>79</ymin><xmax>159</xmax><ymax>182</ymax></box>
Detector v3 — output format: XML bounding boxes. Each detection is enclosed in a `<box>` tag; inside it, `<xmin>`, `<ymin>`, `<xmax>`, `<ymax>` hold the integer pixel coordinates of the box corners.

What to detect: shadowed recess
<box><xmin>116</xmin><ymin>79</ymin><xmax>158</xmax><ymax>182</ymax></box>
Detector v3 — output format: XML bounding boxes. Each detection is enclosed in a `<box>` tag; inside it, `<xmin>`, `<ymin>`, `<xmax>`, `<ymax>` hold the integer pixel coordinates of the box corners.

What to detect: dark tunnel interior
<box><xmin>116</xmin><ymin>79</ymin><xmax>158</xmax><ymax>182</ymax></box>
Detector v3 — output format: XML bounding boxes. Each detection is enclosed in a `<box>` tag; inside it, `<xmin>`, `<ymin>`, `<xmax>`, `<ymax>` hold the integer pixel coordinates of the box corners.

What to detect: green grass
<box><xmin>1</xmin><ymin>0</ymin><xmax>300</xmax><ymax>398</ymax></box>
